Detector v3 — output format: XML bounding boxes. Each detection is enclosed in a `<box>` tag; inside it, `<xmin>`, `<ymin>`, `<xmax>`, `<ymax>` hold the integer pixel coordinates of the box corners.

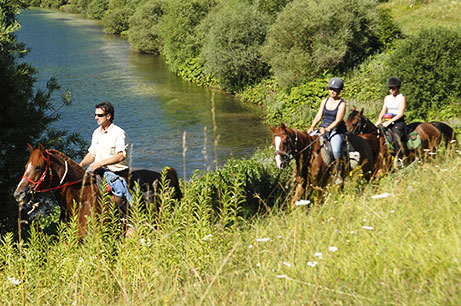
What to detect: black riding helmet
<box><xmin>328</xmin><ymin>77</ymin><xmax>344</xmax><ymax>91</ymax></box>
<box><xmin>387</xmin><ymin>76</ymin><xmax>401</xmax><ymax>88</ymax></box>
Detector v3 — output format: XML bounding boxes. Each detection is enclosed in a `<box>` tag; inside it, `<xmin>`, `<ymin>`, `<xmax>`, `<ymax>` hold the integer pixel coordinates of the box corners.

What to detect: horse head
<box><xmin>345</xmin><ymin>107</ymin><xmax>364</xmax><ymax>134</ymax></box>
<box><xmin>270</xmin><ymin>123</ymin><xmax>298</xmax><ymax>170</ymax></box>
<box><xmin>14</xmin><ymin>143</ymin><xmax>51</xmax><ymax>204</ymax></box>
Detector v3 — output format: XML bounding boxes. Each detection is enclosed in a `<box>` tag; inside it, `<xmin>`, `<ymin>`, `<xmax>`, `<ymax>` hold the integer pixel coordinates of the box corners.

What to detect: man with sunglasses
<box><xmin>79</xmin><ymin>102</ymin><xmax>129</xmax><ymax>183</ymax></box>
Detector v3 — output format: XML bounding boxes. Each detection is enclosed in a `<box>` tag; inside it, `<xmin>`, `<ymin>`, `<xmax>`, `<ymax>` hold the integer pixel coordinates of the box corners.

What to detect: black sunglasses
<box><xmin>95</xmin><ymin>113</ymin><xmax>106</xmax><ymax>117</ymax></box>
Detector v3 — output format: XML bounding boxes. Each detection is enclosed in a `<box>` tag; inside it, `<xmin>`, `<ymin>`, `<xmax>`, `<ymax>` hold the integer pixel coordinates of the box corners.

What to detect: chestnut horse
<box><xmin>270</xmin><ymin>124</ymin><xmax>374</xmax><ymax>205</ymax></box>
<box><xmin>345</xmin><ymin>108</ymin><xmax>445</xmax><ymax>175</ymax></box>
<box><xmin>14</xmin><ymin>143</ymin><xmax>182</xmax><ymax>236</ymax></box>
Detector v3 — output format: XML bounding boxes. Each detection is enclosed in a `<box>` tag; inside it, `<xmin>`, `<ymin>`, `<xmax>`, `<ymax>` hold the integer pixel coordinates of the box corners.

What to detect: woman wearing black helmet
<box><xmin>375</xmin><ymin>76</ymin><xmax>408</xmax><ymax>162</ymax></box>
<box><xmin>308</xmin><ymin>77</ymin><xmax>347</xmax><ymax>184</ymax></box>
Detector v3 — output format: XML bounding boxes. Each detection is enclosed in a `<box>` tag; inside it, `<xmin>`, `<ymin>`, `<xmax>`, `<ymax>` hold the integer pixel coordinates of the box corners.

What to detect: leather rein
<box><xmin>275</xmin><ymin>129</ymin><xmax>319</xmax><ymax>163</ymax></box>
<box><xmin>22</xmin><ymin>150</ymin><xmax>82</xmax><ymax>193</ymax></box>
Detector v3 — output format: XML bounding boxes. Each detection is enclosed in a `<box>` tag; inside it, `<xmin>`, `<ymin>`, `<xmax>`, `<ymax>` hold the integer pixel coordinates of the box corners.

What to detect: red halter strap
<box><xmin>21</xmin><ymin>150</ymin><xmax>82</xmax><ymax>193</ymax></box>
<box><xmin>22</xmin><ymin>152</ymin><xmax>53</xmax><ymax>192</ymax></box>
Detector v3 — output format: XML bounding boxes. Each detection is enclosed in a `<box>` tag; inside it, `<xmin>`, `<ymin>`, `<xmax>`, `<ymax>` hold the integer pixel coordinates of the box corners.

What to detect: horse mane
<box><xmin>46</xmin><ymin>149</ymin><xmax>86</xmax><ymax>176</ymax></box>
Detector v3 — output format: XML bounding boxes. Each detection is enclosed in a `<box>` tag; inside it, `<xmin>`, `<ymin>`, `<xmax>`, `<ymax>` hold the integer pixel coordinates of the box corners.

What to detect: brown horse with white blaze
<box><xmin>270</xmin><ymin>124</ymin><xmax>374</xmax><ymax>205</ymax></box>
<box><xmin>14</xmin><ymin>143</ymin><xmax>182</xmax><ymax>236</ymax></box>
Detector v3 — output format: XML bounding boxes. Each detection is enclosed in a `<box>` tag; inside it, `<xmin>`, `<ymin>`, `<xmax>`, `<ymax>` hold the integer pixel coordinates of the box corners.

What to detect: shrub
<box><xmin>202</xmin><ymin>1</ymin><xmax>270</xmax><ymax>92</ymax></box>
<box><xmin>127</xmin><ymin>0</ymin><xmax>165</xmax><ymax>54</ymax></box>
<box><xmin>262</xmin><ymin>0</ymin><xmax>390</xmax><ymax>88</ymax></box>
<box><xmin>265</xmin><ymin>76</ymin><xmax>330</xmax><ymax>128</ymax></box>
<box><xmin>157</xmin><ymin>0</ymin><xmax>217</xmax><ymax>73</ymax></box>
<box><xmin>102</xmin><ymin>0</ymin><xmax>141</xmax><ymax>35</ymax></box>
<box><xmin>87</xmin><ymin>0</ymin><xmax>108</xmax><ymax>19</ymax></box>
<box><xmin>382</xmin><ymin>27</ymin><xmax>461</xmax><ymax>120</ymax></box>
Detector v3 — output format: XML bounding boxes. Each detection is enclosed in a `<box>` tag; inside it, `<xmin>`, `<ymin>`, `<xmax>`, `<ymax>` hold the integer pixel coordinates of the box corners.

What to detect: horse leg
<box><xmin>291</xmin><ymin>177</ymin><xmax>306</xmax><ymax>207</ymax></box>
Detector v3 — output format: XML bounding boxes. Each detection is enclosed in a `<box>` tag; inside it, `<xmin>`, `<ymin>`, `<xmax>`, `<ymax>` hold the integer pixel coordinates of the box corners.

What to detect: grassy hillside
<box><xmin>1</xmin><ymin>151</ymin><xmax>459</xmax><ymax>304</ymax></box>
<box><xmin>382</xmin><ymin>0</ymin><xmax>461</xmax><ymax>35</ymax></box>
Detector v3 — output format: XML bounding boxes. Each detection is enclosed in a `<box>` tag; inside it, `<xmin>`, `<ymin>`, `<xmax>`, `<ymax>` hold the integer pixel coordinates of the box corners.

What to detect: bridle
<box><xmin>275</xmin><ymin>129</ymin><xmax>319</xmax><ymax>165</ymax></box>
<box><xmin>22</xmin><ymin>150</ymin><xmax>82</xmax><ymax>193</ymax></box>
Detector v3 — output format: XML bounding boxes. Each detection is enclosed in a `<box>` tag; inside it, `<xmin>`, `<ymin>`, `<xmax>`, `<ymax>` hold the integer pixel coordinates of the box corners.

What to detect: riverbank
<box><xmin>24</xmin><ymin>0</ymin><xmax>461</xmax><ymax>132</ymax></box>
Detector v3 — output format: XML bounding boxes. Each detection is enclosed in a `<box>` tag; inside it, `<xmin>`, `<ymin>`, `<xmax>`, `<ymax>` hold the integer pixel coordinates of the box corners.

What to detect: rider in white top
<box><xmin>375</xmin><ymin>76</ymin><xmax>408</xmax><ymax>161</ymax></box>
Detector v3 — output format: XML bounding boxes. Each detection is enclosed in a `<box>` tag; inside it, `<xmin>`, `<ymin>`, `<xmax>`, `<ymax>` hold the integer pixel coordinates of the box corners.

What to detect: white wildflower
<box><xmin>256</xmin><ymin>263</ymin><xmax>261</xmax><ymax>267</ymax></box>
<box><xmin>202</xmin><ymin>234</ymin><xmax>213</xmax><ymax>241</ymax></box>
<box><xmin>8</xmin><ymin>277</ymin><xmax>21</xmax><ymax>285</ymax></box>
<box><xmin>140</xmin><ymin>238</ymin><xmax>152</xmax><ymax>246</ymax></box>
<box><xmin>249</xmin><ymin>244</ymin><xmax>254</xmax><ymax>249</ymax></box>
<box><xmin>295</xmin><ymin>200</ymin><xmax>310</xmax><ymax>206</ymax></box>
<box><xmin>276</xmin><ymin>274</ymin><xmax>287</xmax><ymax>279</ymax></box>
<box><xmin>282</xmin><ymin>261</ymin><xmax>291</xmax><ymax>268</ymax></box>
<box><xmin>362</xmin><ymin>226</ymin><xmax>374</xmax><ymax>230</ymax></box>
<box><xmin>349</xmin><ymin>231</ymin><xmax>356</xmax><ymax>234</ymax></box>
<box><xmin>328</xmin><ymin>246</ymin><xmax>338</xmax><ymax>252</ymax></box>
<box><xmin>372</xmin><ymin>193</ymin><xmax>391</xmax><ymax>199</ymax></box>
<box><xmin>256</xmin><ymin>237</ymin><xmax>270</xmax><ymax>242</ymax></box>
<box><xmin>307</xmin><ymin>261</ymin><xmax>318</xmax><ymax>267</ymax></box>
<box><xmin>78</xmin><ymin>257</ymin><xmax>84</xmax><ymax>263</ymax></box>
<box><xmin>314</xmin><ymin>252</ymin><xmax>322</xmax><ymax>259</ymax></box>
<box><xmin>277</xmin><ymin>235</ymin><xmax>282</xmax><ymax>239</ymax></box>
<box><xmin>390</xmin><ymin>210</ymin><xmax>395</xmax><ymax>214</ymax></box>
<box><xmin>450</xmin><ymin>139</ymin><xmax>456</xmax><ymax>144</ymax></box>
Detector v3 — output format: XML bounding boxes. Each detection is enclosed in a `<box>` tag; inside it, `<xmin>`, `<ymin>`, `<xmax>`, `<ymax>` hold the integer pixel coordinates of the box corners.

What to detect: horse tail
<box><xmin>165</xmin><ymin>167</ymin><xmax>183</xmax><ymax>200</ymax></box>
<box><xmin>430</xmin><ymin>121</ymin><xmax>456</xmax><ymax>147</ymax></box>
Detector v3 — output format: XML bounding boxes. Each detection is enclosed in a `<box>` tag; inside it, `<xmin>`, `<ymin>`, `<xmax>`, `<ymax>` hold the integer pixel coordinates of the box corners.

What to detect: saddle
<box><xmin>319</xmin><ymin>135</ymin><xmax>361</xmax><ymax>169</ymax></box>
<box><xmin>379</xmin><ymin>124</ymin><xmax>421</xmax><ymax>151</ymax></box>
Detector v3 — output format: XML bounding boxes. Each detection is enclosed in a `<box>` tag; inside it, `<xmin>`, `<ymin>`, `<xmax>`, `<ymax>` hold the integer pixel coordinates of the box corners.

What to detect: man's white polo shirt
<box><xmin>88</xmin><ymin>123</ymin><xmax>128</xmax><ymax>172</ymax></box>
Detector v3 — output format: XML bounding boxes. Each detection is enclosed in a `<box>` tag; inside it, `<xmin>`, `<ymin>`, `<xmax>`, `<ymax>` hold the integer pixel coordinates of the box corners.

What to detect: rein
<box><xmin>277</xmin><ymin>130</ymin><xmax>320</xmax><ymax>163</ymax></box>
<box><xmin>22</xmin><ymin>151</ymin><xmax>82</xmax><ymax>193</ymax></box>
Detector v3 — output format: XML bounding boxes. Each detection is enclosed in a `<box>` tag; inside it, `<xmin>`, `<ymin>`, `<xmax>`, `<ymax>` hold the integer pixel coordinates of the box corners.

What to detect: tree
<box><xmin>127</xmin><ymin>0</ymin><xmax>165</xmax><ymax>54</ymax></box>
<box><xmin>382</xmin><ymin>28</ymin><xmax>461</xmax><ymax>120</ymax></box>
<box><xmin>262</xmin><ymin>0</ymin><xmax>389</xmax><ymax>88</ymax></box>
<box><xmin>202</xmin><ymin>1</ymin><xmax>270</xmax><ymax>91</ymax></box>
<box><xmin>157</xmin><ymin>0</ymin><xmax>216</xmax><ymax>73</ymax></box>
<box><xmin>0</xmin><ymin>0</ymin><xmax>86</xmax><ymax>233</ymax></box>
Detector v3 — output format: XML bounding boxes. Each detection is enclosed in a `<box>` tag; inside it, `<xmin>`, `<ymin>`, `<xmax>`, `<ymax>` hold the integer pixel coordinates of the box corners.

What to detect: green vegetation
<box><xmin>0</xmin><ymin>0</ymin><xmax>86</xmax><ymax>233</ymax></box>
<box><xmin>1</xmin><ymin>151</ymin><xmax>459</xmax><ymax>304</ymax></box>
<box><xmin>2</xmin><ymin>1</ymin><xmax>461</xmax><ymax>303</ymax></box>
<box><xmin>22</xmin><ymin>0</ymin><xmax>461</xmax><ymax>126</ymax></box>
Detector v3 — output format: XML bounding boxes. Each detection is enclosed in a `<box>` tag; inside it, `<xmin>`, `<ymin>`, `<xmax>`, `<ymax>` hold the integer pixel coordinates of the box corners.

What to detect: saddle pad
<box><xmin>407</xmin><ymin>131</ymin><xmax>421</xmax><ymax>150</ymax></box>
<box><xmin>320</xmin><ymin>137</ymin><xmax>334</xmax><ymax>166</ymax></box>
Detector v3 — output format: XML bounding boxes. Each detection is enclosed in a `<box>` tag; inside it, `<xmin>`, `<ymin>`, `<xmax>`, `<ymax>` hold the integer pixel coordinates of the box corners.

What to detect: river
<box><xmin>16</xmin><ymin>8</ymin><xmax>271</xmax><ymax>179</ymax></box>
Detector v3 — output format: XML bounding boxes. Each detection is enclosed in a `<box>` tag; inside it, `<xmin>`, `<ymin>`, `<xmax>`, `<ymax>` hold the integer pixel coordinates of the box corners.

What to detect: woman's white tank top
<box><xmin>386</xmin><ymin>93</ymin><xmax>403</xmax><ymax>115</ymax></box>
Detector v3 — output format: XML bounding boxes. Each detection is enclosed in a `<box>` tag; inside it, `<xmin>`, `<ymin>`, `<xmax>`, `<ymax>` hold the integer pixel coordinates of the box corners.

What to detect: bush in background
<box><xmin>102</xmin><ymin>0</ymin><xmax>139</xmax><ymax>35</ymax></box>
<box><xmin>201</xmin><ymin>1</ymin><xmax>270</xmax><ymax>92</ymax></box>
<box><xmin>157</xmin><ymin>0</ymin><xmax>217</xmax><ymax>73</ymax></box>
<box><xmin>262</xmin><ymin>0</ymin><xmax>395</xmax><ymax>88</ymax></box>
<box><xmin>127</xmin><ymin>0</ymin><xmax>165</xmax><ymax>54</ymax></box>
<box><xmin>382</xmin><ymin>27</ymin><xmax>461</xmax><ymax>121</ymax></box>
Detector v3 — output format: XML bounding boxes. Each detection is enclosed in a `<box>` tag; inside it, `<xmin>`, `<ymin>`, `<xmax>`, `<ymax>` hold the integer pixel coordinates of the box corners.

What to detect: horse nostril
<box><xmin>14</xmin><ymin>189</ymin><xmax>26</xmax><ymax>202</ymax></box>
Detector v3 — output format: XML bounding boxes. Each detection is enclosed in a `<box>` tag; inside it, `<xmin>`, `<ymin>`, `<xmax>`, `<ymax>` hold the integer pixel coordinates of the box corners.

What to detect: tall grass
<box><xmin>1</xmin><ymin>148</ymin><xmax>460</xmax><ymax>304</ymax></box>
<box><xmin>382</xmin><ymin>0</ymin><xmax>461</xmax><ymax>35</ymax></box>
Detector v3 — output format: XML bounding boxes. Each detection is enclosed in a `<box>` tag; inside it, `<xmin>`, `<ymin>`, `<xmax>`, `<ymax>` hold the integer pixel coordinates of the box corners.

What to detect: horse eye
<box><xmin>35</xmin><ymin>166</ymin><xmax>42</xmax><ymax>172</ymax></box>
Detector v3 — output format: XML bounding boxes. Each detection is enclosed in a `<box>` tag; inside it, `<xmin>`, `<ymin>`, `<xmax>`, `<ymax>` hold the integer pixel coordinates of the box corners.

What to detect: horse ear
<box><xmin>352</xmin><ymin>106</ymin><xmax>356</xmax><ymax>111</ymax></box>
<box><xmin>38</xmin><ymin>143</ymin><xmax>45</xmax><ymax>152</ymax></box>
<box><xmin>27</xmin><ymin>143</ymin><xmax>34</xmax><ymax>153</ymax></box>
<box><xmin>360</xmin><ymin>108</ymin><xmax>364</xmax><ymax>115</ymax></box>
<box><xmin>280</xmin><ymin>123</ymin><xmax>286</xmax><ymax>130</ymax></box>
<box><xmin>269</xmin><ymin>126</ymin><xmax>276</xmax><ymax>133</ymax></box>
